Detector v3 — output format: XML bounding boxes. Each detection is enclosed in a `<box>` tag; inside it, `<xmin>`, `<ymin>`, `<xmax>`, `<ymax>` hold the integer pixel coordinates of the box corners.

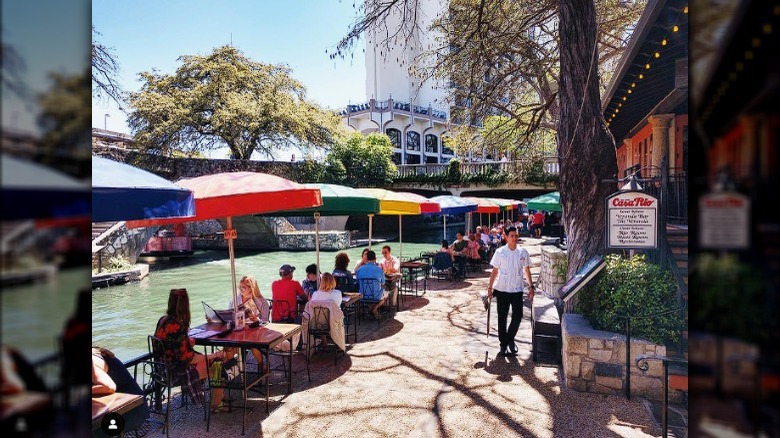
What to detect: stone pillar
<box><xmin>648</xmin><ymin>114</ymin><xmax>675</xmax><ymax>171</ymax></box>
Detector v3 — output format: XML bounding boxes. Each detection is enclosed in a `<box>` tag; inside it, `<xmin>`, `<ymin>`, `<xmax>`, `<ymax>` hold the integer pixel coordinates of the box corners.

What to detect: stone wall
<box><xmin>562</xmin><ymin>313</ymin><xmax>679</xmax><ymax>402</ymax></box>
<box><xmin>539</xmin><ymin>246</ymin><xmax>567</xmax><ymax>298</ymax></box>
<box><xmin>278</xmin><ymin>231</ymin><xmax>351</xmax><ymax>251</ymax></box>
<box><xmin>93</xmin><ymin>223</ymin><xmax>156</xmax><ymax>271</ymax></box>
<box><xmin>688</xmin><ymin>332</ymin><xmax>759</xmax><ymax>397</ymax></box>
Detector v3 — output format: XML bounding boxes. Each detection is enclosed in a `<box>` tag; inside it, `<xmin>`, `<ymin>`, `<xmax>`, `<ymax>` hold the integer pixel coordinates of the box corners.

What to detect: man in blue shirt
<box><xmin>356</xmin><ymin>250</ymin><xmax>387</xmax><ymax>318</ymax></box>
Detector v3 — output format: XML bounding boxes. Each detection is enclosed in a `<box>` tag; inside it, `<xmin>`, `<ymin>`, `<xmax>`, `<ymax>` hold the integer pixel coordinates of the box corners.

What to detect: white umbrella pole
<box><xmin>398</xmin><ymin>215</ymin><xmax>403</xmax><ymax>260</ymax></box>
<box><xmin>368</xmin><ymin>214</ymin><xmax>374</xmax><ymax>250</ymax></box>
<box><xmin>226</xmin><ymin>216</ymin><xmax>240</xmax><ymax>329</ymax></box>
<box><xmin>315</xmin><ymin>212</ymin><xmax>320</xmax><ymax>289</ymax></box>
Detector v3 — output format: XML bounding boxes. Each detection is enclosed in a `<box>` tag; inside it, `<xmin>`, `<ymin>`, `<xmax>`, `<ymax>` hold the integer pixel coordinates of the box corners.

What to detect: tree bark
<box><xmin>557</xmin><ymin>0</ymin><xmax>617</xmax><ymax>277</ymax></box>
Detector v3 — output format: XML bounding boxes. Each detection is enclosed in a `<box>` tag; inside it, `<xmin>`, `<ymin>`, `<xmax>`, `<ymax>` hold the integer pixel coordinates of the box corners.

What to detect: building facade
<box><xmin>341</xmin><ymin>0</ymin><xmax>455</xmax><ymax>164</ymax></box>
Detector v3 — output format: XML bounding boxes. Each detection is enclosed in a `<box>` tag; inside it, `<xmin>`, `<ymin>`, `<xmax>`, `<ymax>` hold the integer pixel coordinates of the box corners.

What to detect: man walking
<box><xmin>486</xmin><ymin>226</ymin><xmax>534</xmax><ymax>355</ymax></box>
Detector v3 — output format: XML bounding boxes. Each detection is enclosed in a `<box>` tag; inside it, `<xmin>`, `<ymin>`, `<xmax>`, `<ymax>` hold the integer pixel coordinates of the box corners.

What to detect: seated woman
<box><xmin>332</xmin><ymin>252</ymin><xmax>357</xmax><ymax>292</ymax></box>
<box><xmin>92</xmin><ymin>347</ymin><xmax>150</xmax><ymax>436</ymax></box>
<box><xmin>305</xmin><ymin>273</ymin><xmax>346</xmax><ymax>350</ymax></box>
<box><xmin>154</xmin><ymin>288</ymin><xmax>224</xmax><ymax>413</ymax></box>
<box><xmin>226</xmin><ymin>276</ymin><xmax>268</xmax><ymax>371</ymax></box>
<box><xmin>353</xmin><ymin>248</ymin><xmax>370</xmax><ymax>273</ymax></box>
<box><xmin>438</xmin><ymin>239</ymin><xmax>455</xmax><ymax>261</ymax></box>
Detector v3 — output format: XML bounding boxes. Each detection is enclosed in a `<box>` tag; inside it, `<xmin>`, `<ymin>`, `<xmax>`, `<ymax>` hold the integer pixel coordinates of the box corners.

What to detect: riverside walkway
<box><xmin>147</xmin><ymin>238</ymin><xmax>667</xmax><ymax>437</ymax></box>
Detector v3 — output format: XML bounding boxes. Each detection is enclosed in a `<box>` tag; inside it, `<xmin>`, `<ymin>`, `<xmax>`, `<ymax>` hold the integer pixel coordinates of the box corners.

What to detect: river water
<box><xmin>92</xmin><ymin>228</ymin><xmax>461</xmax><ymax>362</ymax></box>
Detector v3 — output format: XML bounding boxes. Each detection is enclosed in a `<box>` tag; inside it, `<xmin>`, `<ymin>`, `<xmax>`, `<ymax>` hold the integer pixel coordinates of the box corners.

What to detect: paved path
<box><xmin>160</xmin><ymin>239</ymin><xmax>663</xmax><ymax>437</ymax></box>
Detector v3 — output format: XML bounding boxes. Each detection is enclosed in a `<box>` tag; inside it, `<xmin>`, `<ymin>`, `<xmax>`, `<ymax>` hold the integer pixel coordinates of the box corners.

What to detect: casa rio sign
<box><xmin>606</xmin><ymin>191</ymin><xmax>658</xmax><ymax>249</ymax></box>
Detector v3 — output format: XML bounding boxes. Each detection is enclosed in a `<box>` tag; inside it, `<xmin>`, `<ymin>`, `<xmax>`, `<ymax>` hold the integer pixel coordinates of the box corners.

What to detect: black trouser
<box><xmin>494</xmin><ymin>290</ymin><xmax>524</xmax><ymax>349</ymax></box>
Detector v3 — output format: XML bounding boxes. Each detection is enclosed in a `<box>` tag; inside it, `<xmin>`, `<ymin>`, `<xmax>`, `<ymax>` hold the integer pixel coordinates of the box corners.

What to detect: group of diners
<box><xmin>147</xmin><ymin>247</ymin><xmax>404</xmax><ymax>413</ymax></box>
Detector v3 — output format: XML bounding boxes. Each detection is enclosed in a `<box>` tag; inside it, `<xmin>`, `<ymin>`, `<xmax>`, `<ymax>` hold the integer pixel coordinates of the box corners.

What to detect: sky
<box><xmin>91</xmin><ymin>0</ymin><xmax>368</xmax><ymax>160</ymax></box>
<box><xmin>1</xmin><ymin>0</ymin><xmax>90</xmax><ymax>133</ymax></box>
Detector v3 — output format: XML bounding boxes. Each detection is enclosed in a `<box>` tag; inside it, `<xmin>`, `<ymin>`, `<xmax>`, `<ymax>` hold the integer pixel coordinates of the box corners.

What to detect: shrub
<box><xmin>446</xmin><ymin>159</ymin><xmax>462</xmax><ymax>182</ymax></box>
<box><xmin>575</xmin><ymin>254</ymin><xmax>684</xmax><ymax>344</ymax></box>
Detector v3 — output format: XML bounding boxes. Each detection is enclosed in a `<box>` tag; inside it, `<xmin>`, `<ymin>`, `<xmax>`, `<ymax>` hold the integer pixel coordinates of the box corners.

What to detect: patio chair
<box><xmin>358</xmin><ymin>277</ymin><xmax>388</xmax><ymax>326</ymax></box>
<box><xmin>267</xmin><ymin>301</ymin><xmax>310</xmax><ymax>382</ymax></box>
<box><xmin>305</xmin><ymin>306</ymin><xmax>346</xmax><ymax>365</ymax></box>
<box><xmin>431</xmin><ymin>252</ymin><xmax>454</xmax><ymax>281</ymax></box>
<box><xmin>334</xmin><ymin>274</ymin><xmax>358</xmax><ymax>293</ymax></box>
<box><xmin>269</xmin><ymin>299</ymin><xmax>295</xmax><ymax>323</ymax></box>
<box><xmin>147</xmin><ymin>335</ymin><xmax>209</xmax><ymax>437</ymax></box>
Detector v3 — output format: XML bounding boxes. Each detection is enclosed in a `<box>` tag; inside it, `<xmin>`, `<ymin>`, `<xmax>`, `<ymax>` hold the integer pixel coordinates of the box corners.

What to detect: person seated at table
<box><xmin>92</xmin><ymin>347</ymin><xmax>150</xmax><ymax>436</ymax></box>
<box><xmin>225</xmin><ymin>276</ymin><xmax>269</xmax><ymax>371</ymax></box>
<box><xmin>310</xmin><ymin>273</ymin><xmax>343</xmax><ymax>307</ymax></box>
<box><xmin>379</xmin><ymin>245</ymin><xmax>400</xmax><ymax>274</ymax></box>
<box><xmin>301</xmin><ymin>264</ymin><xmax>318</xmax><ymax>299</ymax></box>
<box><xmin>271</xmin><ymin>264</ymin><xmax>307</xmax><ymax>322</ymax></box>
<box><xmin>467</xmin><ymin>232</ymin><xmax>483</xmax><ymax>262</ymax></box>
<box><xmin>356</xmin><ymin>251</ymin><xmax>387</xmax><ymax>319</ymax></box>
<box><xmin>154</xmin><ymin>288</ymin><xmax>224</xmax><ymax>412</ymax></box>
<box><xmin>438</xmin><ymin>239</ymin><xmax>455</xmax><ymax>262</ymax></box>
<box><xmin>353</xmin><ymin>248</ymin><xmax>370</xmax><ymax>273</ymax></box>
<box><xmin>1</xmin><ymin>346</ymin><xmax>54</xmax><ymax>435</ymax></box>
<box><xmin>449</xmin><ymin>232</ymin><xmax>468</xmax><ymax>279</ymax></box>
<box><xmin>333</xmin><ymin>252</ymin><xmax>357</xmax><ymax>292</ymax></box>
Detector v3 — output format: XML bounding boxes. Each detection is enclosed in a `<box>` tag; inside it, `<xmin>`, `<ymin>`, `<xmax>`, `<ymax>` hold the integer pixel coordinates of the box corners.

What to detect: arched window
<box><xmin>406</xmin><ymin>131</ymin><xmax>420</xmax><ymax>151</ymax></box>
<box><xmin>385</xmin><ymin>128</ymin><xmax>401</xmax><ymax>148</ymax></box>
<box><xmin>392</xmin><ymin>152</ymin><xmax>402</xmax><ymax>164</ymax></box>
<box><xmin>425</xmin><ymin>134</ymin><xmax>438</xmax><ymax>153</ymax></box>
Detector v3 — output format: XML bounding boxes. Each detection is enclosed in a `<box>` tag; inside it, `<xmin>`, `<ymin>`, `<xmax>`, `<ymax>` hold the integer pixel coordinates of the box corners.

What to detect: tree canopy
<box><xmin>128</xmin><ymin>45</ymin><xmax>345</xmax><ymax>160</ymax></box>
<box><xmin>327</xmin><ymin>132</ymin><xmax>397</xmax><ymax>187</ymax></box>
<box><xmin>92</xmin><ymin>26</ymin><xmax>123</xmax><ymax>107</ymax></box>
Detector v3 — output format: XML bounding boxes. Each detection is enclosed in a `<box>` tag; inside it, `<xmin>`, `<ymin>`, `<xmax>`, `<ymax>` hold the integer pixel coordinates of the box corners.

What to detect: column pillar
<box><xmin>648</xmin><ymin>114</ymin><xmax>675</xmax><ymax>172</ymax></box>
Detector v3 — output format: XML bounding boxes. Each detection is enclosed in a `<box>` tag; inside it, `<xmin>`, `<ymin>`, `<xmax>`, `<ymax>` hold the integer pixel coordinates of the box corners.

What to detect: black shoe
<box><xmin>499</xmin><ymin>345</ymin><xmax>507</xmax><ymax>356</ymax></box>
<box><xmin>508</xmin><ymin>341</ymin><xmax>518</xmax><ymax>355</ymax></box>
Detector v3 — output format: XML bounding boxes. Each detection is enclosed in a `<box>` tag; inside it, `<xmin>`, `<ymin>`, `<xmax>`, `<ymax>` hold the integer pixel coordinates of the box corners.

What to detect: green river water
<box><xmin>91</xmin><ymin>228</ymin><xmax>457</xmax><ymax>362</ymax></box>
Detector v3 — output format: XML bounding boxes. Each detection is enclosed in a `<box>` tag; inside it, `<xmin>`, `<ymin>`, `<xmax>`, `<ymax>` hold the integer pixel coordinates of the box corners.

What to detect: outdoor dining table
<box><xmin>400</xmin><ymin>261</ymin><xmax>430</xmax><ymax>298</ymax></box>
<box><xmin>191</xmin><ymin>322</ymin><xmax>301</xmax><ymax>435</ymax></box>
<box><xmin>91</xmin><ymin>392</ymin><xmax>144</xmax><ymax>433</ymax></box>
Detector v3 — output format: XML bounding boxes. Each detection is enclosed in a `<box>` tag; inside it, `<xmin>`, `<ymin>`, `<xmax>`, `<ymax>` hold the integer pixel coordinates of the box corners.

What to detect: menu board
<box><xmin>560</xmin><ymin>255</ymin><xmax>606</xmax><ymax>303</ymax></box>
<box><xmin>606</xmin><ymin>191</ymin><xmax>658</xmax><ymax>249</ymax></box>
<box><xmin>699</xmin><ymin>191</ymin><xmax>750</xmax><ymax>249</ymax></box>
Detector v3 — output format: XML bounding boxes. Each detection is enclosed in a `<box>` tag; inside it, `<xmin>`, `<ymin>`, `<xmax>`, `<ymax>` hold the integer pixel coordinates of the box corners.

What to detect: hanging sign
<box><xmin>606</xmin><ymin>191</ymin><xmax>658</xmax><ymax>249</ymax></box>
<box><xmin>699</xmin><ymin>191</ymin><xmax>749</xmax><ymax>250</ymax></box>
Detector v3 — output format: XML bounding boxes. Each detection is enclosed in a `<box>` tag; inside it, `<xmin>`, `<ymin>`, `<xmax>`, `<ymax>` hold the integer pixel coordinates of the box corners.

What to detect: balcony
<box><xmin>394</xmin><ymin>157</ymin><xmax>559</xmax><ymax>187</ymax></box>
<box><xmin>340</xmin><ymin>99</ymin><xmax>448</xmax><ymax>120</ymax></box>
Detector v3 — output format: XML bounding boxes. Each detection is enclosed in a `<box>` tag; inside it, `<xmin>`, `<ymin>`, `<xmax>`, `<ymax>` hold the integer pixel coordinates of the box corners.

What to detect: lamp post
<box><xmin>104</xmin><ymin>113</ymin><xmax>110</xmax><ymax>130</ymax></box>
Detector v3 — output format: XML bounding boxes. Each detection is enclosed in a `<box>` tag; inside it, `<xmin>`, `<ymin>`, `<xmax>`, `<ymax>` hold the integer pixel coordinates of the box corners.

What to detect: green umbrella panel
<box><xmin>526</xmin><ymin>191</ymin><xmax>561</xmax><ymax>212</ymax></box>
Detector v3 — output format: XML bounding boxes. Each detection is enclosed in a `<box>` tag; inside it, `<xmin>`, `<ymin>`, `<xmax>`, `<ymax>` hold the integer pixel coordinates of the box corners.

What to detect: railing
<box><xmin>636</xmin><ymin>354</ymin><xmax>688</xmax><ymax>438</ymax></box>
<box><xmin>340</xmin><ymin>99</ymin><xmax>448</xmax><ymax>120</ymax></box>
<box><xmin>395</xmin><ymin>157</ymin><xmax>559</xmax><ymax>182</ymax></box>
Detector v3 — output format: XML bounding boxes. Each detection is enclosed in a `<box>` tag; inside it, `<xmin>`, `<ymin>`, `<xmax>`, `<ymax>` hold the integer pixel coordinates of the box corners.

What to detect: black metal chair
<box><xmin>267</xmin><ymin>300</ymin><xmax>310</xmax><ymax>382</ymax></box>
<box><xmin>358</xmin><ymin>277</ymin><xmax>388</xmax><ymax>326</ymax></box>
<box><xmin>147</xmin><ymin>335</ymin><xmax>208</xmax><ymax>437</ymax></box>
<box><xmin>431</xmin><ymin>252</ymin><xmax>454</xmax><ymax>281</ymax></box>
<box><xmin>269</xmin><ymin>299</ymin><xmax>295</xmax><ymax>323</ymax></box>
<box><xmin>305</xmin><ymin>306</ymin><xmax>345</xmax><ymax>364</ymax></box>
<box><xmin>334</xmin><ymin>274</ymin><xmax>358</xmax><ymax>293</ymax></box>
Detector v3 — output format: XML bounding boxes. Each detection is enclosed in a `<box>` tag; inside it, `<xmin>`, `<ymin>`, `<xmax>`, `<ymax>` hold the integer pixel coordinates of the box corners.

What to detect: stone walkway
<box><xmin>150</xmin><ymin>239</ymin><xmax>673</xmax><ymax>437</ymax></box>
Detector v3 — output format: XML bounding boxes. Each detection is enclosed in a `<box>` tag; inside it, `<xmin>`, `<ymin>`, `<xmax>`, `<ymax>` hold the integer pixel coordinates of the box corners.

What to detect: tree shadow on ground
<box><xmin>399</xmin><ymin>296</ymin><xmax>430</xmax><ymax>311</ymax></box>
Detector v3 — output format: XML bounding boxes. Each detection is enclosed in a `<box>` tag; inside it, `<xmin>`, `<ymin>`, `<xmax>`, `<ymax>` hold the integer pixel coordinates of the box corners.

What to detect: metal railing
<box><xmin>395</xmin><ymin>157</ymin><xmax>559</xmax><ymax>180</ymax></box>
<box><xmin>636</xmin><ymin>354</ymin><xmax>688</xmax><ymax>438</ymax></box>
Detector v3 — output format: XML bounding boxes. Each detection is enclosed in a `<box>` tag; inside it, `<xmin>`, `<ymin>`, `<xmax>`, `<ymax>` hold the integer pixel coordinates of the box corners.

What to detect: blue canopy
<box><xmin>1</xmin><ymin>154</ymin><xmax>90</xmax><ymax>220</ymax></box>
<box><xmin>92</xmin><ymin>156</ymin><xmax>196</xmax><ymax>222</ymax></box>
<box><xmin>429</xmin><ymin>195</ymin><xmax>478</xmax><ymax>215</ymax></box>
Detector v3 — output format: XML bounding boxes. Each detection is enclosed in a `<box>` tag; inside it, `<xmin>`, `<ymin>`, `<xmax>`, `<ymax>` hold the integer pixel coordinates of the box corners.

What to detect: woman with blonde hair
<box><xmin>310</xmin><ymin>273</ymin><xmax>342</xmax><ymax>306</ymax></box>
<box><xmin>229</xmin><ymin>275</ymin><xmax>270</xmax><ymax>323</ymax></box>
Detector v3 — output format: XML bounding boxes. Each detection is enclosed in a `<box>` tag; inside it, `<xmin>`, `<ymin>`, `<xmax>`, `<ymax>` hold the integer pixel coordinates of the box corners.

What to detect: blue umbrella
<box><xmin>92</xmin><ymin>156</ymin><xmax>195</xmax><ymax>222</ymax></box>
<box><xmin>429</xmin><ymin>195</ymin><xmax>478</xmax><ymax>240</ymax></box>
<box><xmin>1</xmin><ymin>154</ymin><xmax>90</xmax><ymax>221</ymax></box>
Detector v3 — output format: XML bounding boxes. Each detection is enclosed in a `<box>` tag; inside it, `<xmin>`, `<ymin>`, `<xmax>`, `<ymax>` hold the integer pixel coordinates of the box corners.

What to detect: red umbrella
<box><xmin>127</xmin><ymin>172</ymin><xmax>322</xmax><ymax>327</ymax></box>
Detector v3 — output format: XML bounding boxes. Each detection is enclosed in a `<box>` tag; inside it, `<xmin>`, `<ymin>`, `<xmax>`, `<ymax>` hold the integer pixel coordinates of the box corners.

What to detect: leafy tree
<box><xmin>1</xmin><ymin>33</ymin><xmax>26</xmax><ymax>99</ymax></box>
<box><xmin>128</xmin><ymin>45</ymin><xmax>345</xmax><ymax>160</ymax></box>
<box><xmin>92</xmin><ymin>26</ymin><xmax>123</xmax><ymax>107</ymax></box>
<box><xmin>37</xmin><ymin>68</ymin><xmax>91</xmax><ymax>168</ymax></box>
<box><xmin>327</xmin><ymin>132</ymin><xmax>397</xmax><ymax>187</ymax></box>
<box><xmin>337</xmin><ymin>0</ymin><xmax>639</xmax><ymax>275</ymax></box>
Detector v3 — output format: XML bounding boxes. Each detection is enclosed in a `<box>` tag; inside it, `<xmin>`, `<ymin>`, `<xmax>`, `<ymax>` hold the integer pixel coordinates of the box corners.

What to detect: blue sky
<box><xmin>91</xmin><ymin>0</ymin><xmax>368</xmax><ymax>159</ymax></box>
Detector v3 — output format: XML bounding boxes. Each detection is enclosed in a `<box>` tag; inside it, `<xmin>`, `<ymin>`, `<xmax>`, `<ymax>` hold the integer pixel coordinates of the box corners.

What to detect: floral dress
<box><xmin>154</xmin><ymin>316</ymin><xmax>203</xmax><ymax>403</ymax></box>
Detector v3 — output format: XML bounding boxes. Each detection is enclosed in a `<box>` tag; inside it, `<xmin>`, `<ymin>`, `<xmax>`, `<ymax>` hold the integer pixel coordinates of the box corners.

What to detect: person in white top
<box><xmin>310</xmin><ymin>273</ymin><xmax>343</xmax><ymax>307</ymax></box>
<box><xmin>379</xmin><ymin>245</ymin><xmax>400</xmax><ymax>274</ymax></box>
<box><xmin>486</xmin><ymin>226</ymin><xmax>534</xmax><ymax>356</ymax></box>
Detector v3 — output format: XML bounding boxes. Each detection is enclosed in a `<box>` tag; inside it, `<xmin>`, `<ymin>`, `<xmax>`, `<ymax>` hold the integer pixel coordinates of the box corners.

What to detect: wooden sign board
<box><xmin>606</xmin><ymin>191</ymin><xmax>658</xmax><ymax>249</ymax></box>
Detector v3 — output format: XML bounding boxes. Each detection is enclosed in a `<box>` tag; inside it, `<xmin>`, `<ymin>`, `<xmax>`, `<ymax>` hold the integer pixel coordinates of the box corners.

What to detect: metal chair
<box><xmin>267</xmin><ymin>300</ymin><xmax>310</xmax><ymax>382</ymax></box>
<box><xmin>358</xmin><ymin>277</ymin><xmax>388</xmax><ymax>325</ymax></box>
<box><xmin>147</xmin><ymin>335</ymin><xmax>208</xmax><ymax>437</ymax></box>
<box><xmin>334</xmin><ymin>274</ymin><xmax>358</xmax><ymax>293</ymax></box>
<box><xmin>306</xmin><ymin>307</ymin><xmax>345</xmax><ymax>364</ymax></box>
<box><xmin>269</xmin><ymin>299</ymin><xmax>295</xmax><ymax>323</ymax></box>
<box><xmin>431</xmin><ymin>252</ymin><xmax>454</xmax><ymax>281</ymax></box>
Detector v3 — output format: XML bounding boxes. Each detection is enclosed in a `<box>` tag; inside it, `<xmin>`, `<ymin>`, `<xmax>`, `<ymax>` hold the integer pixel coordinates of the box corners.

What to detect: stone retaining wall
<box><xmin>688</xmin><ymin>332</ymin><xmax>758</xmax><ymax>396</ymax></box>
<box><xmin>93</xmin><ymin>223</ymin><xmax>156</xmax><ymax>272</ymax></box>
<box><xmin>278</xmin><ymin>231</ymin><xmax>351</xmax><ymax>251</ymax></box>
<box><xmin>540</xmin><ymin>246</ymin><xmax>566</xmax><ymax>297</ymax></box>
<box><xmin>562</xmin><ymin>313</ymin><xmax>679</xmax><ymax>402</ymax></box>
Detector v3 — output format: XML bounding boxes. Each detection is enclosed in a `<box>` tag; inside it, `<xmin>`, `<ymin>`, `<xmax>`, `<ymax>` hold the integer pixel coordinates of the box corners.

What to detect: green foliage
<box><xmin>326</xmin><ymin>132</ymin><xmax>397</xmax><ymax>187</ymax></box>
<box><xmin>104</xmin><ymin>256</ymin><xmax>132</xmax><ymax>273</ymax></box>
<box><xmin>553</xmin><ymin>257</ymin><xmax>568</xmax><ymax>281</ymax></box>
<box><xmin>690</xmin><ymin>254</ymin><xmax>774</xmax><ymax>346</ymax></box>
<box><xmin>576</xmin><ymin>254</ymin><xmax>683</xmax><ymax>345</ymax></box>
<box><xmin>520</xmin><ymin>155</ymin><xmax>558</xmax><ymax>187</ymax></box>
<box><xmin>37</xmin><ymin>69</ymin><xmax>91</xmax><ymax>165</ymax></box>
<box><xmin>447</xmin><ymin>159</ymin><xmax>463</xmax><ymax>181</ymax></box>
<box><xmin>128</xmin><ymin>45</ymin><xmax>344</xmax><ymax>160</ymax></box>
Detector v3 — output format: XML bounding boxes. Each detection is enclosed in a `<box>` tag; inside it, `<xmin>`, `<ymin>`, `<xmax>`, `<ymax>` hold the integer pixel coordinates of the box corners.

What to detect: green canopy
<box><xmin>526</xmin><ymin>191</ymin><xmax>561</xmax><ymax>212</ymax></box>
<box><xmin>264</xmin><ymin>183</ymin><xmax>380</xmax><ymax>216</ymax></box>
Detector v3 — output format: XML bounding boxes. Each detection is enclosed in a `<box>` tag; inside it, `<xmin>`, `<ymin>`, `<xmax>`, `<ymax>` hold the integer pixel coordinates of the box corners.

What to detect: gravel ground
<box><xmin>155</xmin><ymin>239</ymin><xmax>661</xmax><ymax>437</ymax></box>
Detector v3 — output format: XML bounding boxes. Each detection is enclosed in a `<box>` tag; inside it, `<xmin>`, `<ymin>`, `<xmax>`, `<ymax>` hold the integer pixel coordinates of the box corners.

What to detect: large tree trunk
<box><xmin>557</xmin><ymin>0</ymin><xmax>617</xmax><ymax>277</ymax></box>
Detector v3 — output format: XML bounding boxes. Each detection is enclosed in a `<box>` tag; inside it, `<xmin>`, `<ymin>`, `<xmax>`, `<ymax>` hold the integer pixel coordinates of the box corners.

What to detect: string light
<box><xmin>622</xmin><ymin>96</ymin><xmax>627</xmax><ymax>101</ymax></box>
<box><xmin>736</xmin><ymin>62</ymin><xmax>744</xmax><ymax>71</ymax></box>
<box><xmin>661</xmin><ymin>39</ymin><xmax>667</xmax><ymax>46</ymax></box>
<box><xmin>752</xmin><ymin>38</ymin><xmax>761</xmax><ymax>48</ymax></box>
<box><xmin>745</xmin><ymin>50</ymin><xmax>754</xmax><ymax>60</ymax></box>
<box><xmin>628</xmin><ymin>89</ymin><xmax>632</xmax><ymax>94</ymax></box>
<box><xmin>638</xmin><ymin>73</ymin><xmax>644</xmax><ymax>80</ymax></box>
<box><xmin>645</xmin><ymin>63</ymin><xmax>651</xmax><ymax>69</ymax></box>
<box><xmin>631</xmin><ymin>82</ymin><xmax>636</xmax><ymax>88</ymax></box>
<box><xmin>672</xmin><ymin>25</ymin><xmax>679</xmax><ymax>32</ymax></box>
<box><xmin>683</xmin><ymin>6</ymin><xmax>688</xmax><ymax>14</ymax></box>
<box><xmin>763</xmin><ymin>24</ymin><xmax>772</xmax><ymax>35</ymax></box>
<box><xmin>654</xmin><ymin>52</ymin><xmax>660</xmax><ymax>58</ymax></box>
